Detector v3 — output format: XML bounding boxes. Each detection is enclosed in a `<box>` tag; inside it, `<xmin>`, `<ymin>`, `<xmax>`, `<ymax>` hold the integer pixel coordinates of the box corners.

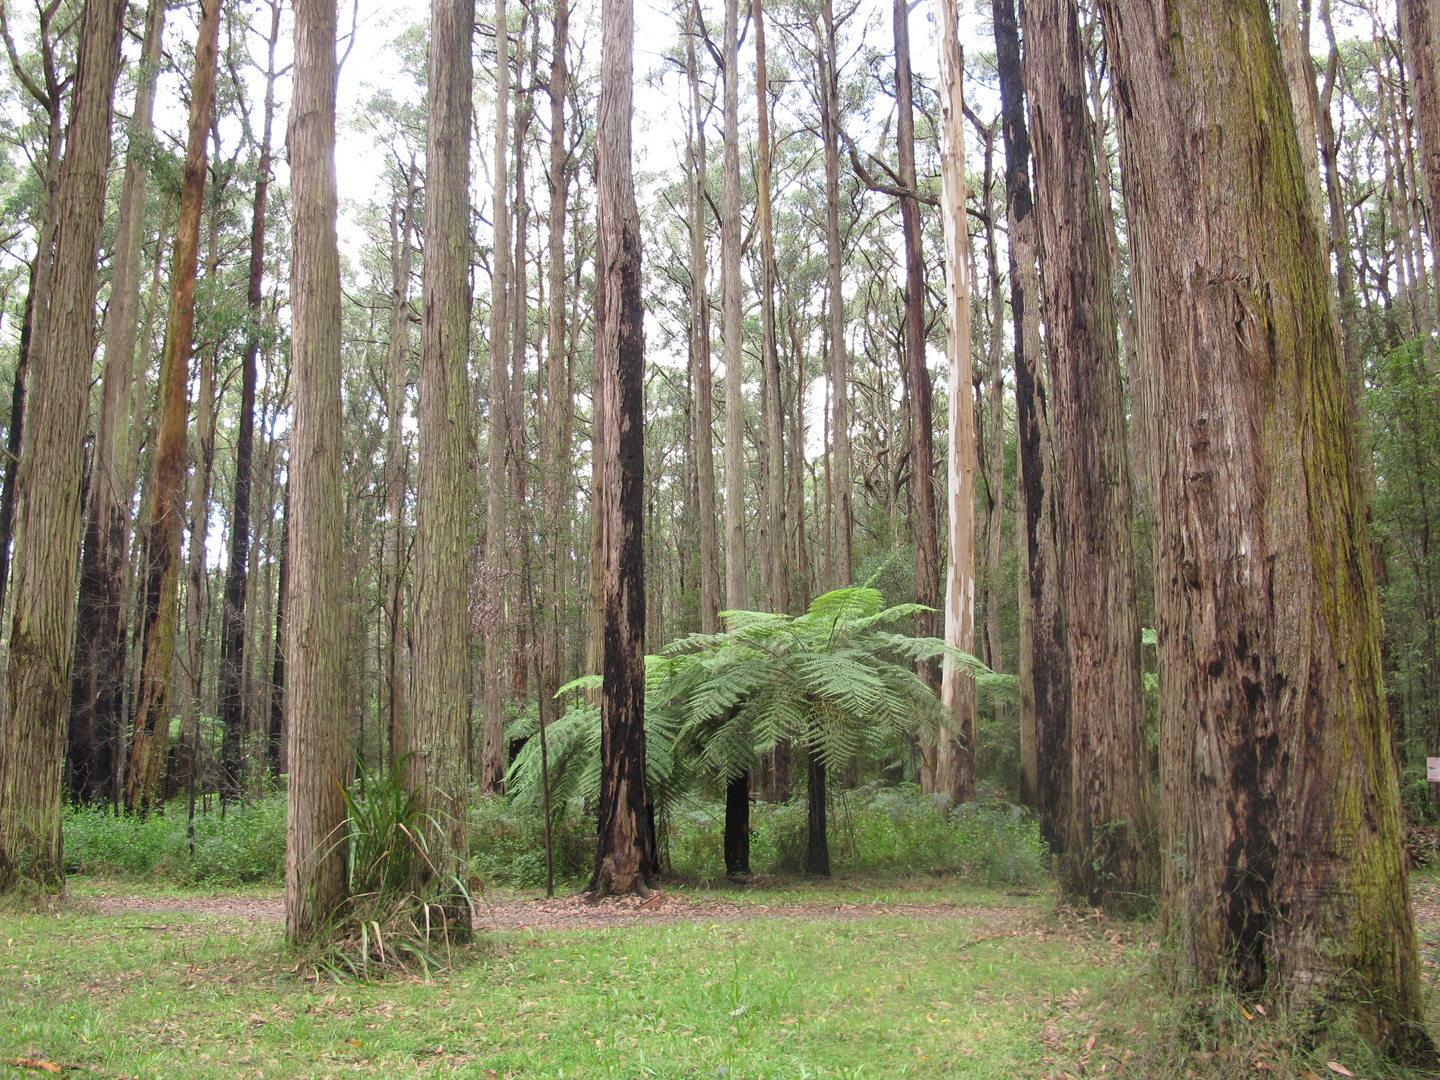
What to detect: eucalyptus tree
<box><xmin>126</xmin><ymin>0</ymin><xmax>224</xmax><ymax>812</ymax></box>
<box><xmin>0</xmin><ymin>0</ymin><xmax>125</xmax><ymax>891</ymax></box>
<box><xmin>285</xmin><ymin>0</ymin><xmax>348</xmax><ymax>943</ymax></box>
<box><xmin>590</xmin><ymin>0</ymin><xmax>656</xmax><ymax>896</ymax></box>
<box><xmin>991</xmin><ymin>0</ymin><xmax>1056</xmax><ymax>815</ymax></box>
<box><xmin>1022</xmin><ymin>0</ymin><xmax>1153</xmax><ymax>908</ymax></box>
<box><xmin>68</xmin><ymin>0</ymin><xmax>165</xmax><ymax>806</ymax></box>
<box><xmin>1103</xmin><ymin>0</ymin><xmax>1432</xmax><ymax>1054</ymax></box>
<box><xmin>218</xmin><ymin>0</ymin><xmax>283</xmax><ymax>804</ymax></box>
<box><xmin>933</xmin><ymin>0</ymin><xmax>975</xmax><ymax>804</ymax></box>
<box><xmin>410</xmin><ymin>0</ymin><xmax>475</xmax><ymax>921</ymax></box>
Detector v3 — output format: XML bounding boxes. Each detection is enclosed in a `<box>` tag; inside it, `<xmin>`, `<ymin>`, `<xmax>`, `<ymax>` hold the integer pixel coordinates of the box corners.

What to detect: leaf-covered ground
<box><xmin>2</xmin><ymin>876</ymin><xmax>1438</xmax><ymax>1079</ymax></box>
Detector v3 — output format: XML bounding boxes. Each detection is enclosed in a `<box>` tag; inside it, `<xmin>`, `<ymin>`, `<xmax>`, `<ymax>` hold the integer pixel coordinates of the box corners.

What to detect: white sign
<box><xmin>1427</xmin><ymin>758</ymin><xmax>1440</xmax><ymax>782</ymax></box>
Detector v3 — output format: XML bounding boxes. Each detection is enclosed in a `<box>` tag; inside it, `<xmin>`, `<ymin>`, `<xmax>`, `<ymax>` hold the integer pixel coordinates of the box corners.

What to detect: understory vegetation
<box><xmin>60</xmin><ymin>783</ymin><xmax>1048</xmax><ymax>891</ymax></box>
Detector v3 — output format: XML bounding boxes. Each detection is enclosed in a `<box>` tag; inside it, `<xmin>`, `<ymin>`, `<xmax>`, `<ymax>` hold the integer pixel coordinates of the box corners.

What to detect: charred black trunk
<box><xmin>268</xmin><ymin>484</ymin><xmax>289</xmax><ymax>776</ymax></box>
<box><xmin>805</xmin><ymin>745</ymin><xmax>829</xmax><ymax>876</ymax></box>
<box><xmin>723</xmin><ymin>770</ymin><xmax>750</xmax><ymax>876</ymax></box>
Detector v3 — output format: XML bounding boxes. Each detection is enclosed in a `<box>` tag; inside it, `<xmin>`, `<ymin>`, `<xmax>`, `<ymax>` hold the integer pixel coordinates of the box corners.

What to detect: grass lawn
<box><xmin>1</xmin><ymin>876</ymin><xmax>1437</xmax><ymax>1079</ymax></box>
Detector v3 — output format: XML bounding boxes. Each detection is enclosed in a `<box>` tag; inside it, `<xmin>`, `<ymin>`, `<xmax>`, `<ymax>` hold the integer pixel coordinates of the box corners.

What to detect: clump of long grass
<box><xmin>318</xmin><ymin>755</ymin><xmax>479</xmax><ymax>981</ymax></box>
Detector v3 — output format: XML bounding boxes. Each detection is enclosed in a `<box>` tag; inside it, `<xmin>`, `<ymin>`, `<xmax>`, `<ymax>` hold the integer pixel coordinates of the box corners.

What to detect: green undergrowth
<box><xmin>63</xmin><ymin>784</ymin><xmax>1045</xmax><ymax>893</ymax></box>
<box><xmin>469</xmin><ymin>783</ymin><xmax>1048</xmax><ymax>890</ymax></box>
<box><xmin>4</xmin><ymin>879</ymin><xmax>1437</xmax><ymax>1079</ymax></box>
<box><xmin>63</xmin><ymin>797</ymin><xmax>286</xmax><ymax>885</ymax></box>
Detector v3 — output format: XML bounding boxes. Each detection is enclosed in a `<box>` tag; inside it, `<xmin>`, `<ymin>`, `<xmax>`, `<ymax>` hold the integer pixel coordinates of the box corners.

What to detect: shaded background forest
<box><xmin>0</xmin><ymin>0</ymin><xmax>1433</xmax><ymax>822</ymax></box>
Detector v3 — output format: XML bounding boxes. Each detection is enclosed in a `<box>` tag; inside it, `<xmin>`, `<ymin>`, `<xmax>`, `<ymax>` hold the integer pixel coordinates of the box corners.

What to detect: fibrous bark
<box><xmin>1102</xmin><ymin>0</ymin><xmax>1433</xmax><ymax>1054</ymax></box>
<box><xmin>68</xmin><ymin>0</ymin><xmax>165</xmax><ymax>807</ymax></box>
<box><xmin>482</xmin><ymin>0</ymin><xmax>512</xmax><ymax>792</ymax></box>
<box><xmin>126</xmin><ymin>0</ymin><xmax>222</xmax><ymax>813</ymax></box>
<box><xmin>285</xmin><ymin>0</ymin><xmax>348</xmax><ymax>943</ymax></box>
<box><xmin>0</xmin><ymin>0</ymin><xmax>125</xmax><ymax>891</ymax></box>
<box><xmin>1023</xmin><ymin>0</ymin><xmax>1153</xmax><ymax>910</ymax></box>
<box><xmin>411</xmin><ymin>0</ymin><xmax>475</xmax><ymax>916</ymax></box>
<box><xmin>589</xmin><ymin>0</ymin><xmax>656</xmax><ymax>897</ymax></box>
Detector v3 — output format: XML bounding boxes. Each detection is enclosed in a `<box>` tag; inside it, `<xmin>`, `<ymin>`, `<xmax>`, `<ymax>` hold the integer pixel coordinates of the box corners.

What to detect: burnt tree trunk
<box><xmin>994</xmin><ymin>0</ymin><xmax>1064</xmax><ymax>824</ymax></box>
<box><xmin>218</xmin><ymin>0</ymin><xmax>279</xmax><ymax>804</ymax></box>
<box><xmin>1103</xmin><ymin>0</ymin><xmax>1434</xmax><ymax>1056</ymax></box>
<box><xmin>589</xmin><ymin>0</ymin><xmax>655</xmax><ymax>897</ymax></box>
<box><xmin>1022</xmin><ymin>0</ymin><xmax>1154</xmax><ymax>910</ymax></box>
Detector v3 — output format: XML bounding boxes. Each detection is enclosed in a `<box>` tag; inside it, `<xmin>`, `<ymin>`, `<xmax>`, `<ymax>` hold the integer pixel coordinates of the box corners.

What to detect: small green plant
<box><xmin>321</xmin><ymin>755</ymin><xmax>474</xmax><ymax>979</ymax></box>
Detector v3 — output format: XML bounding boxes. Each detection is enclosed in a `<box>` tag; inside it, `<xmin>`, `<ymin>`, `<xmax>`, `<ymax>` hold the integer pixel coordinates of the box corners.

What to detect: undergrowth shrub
<box><xmin>468</xmin><ymin>793</ymin><xmax>594</xmax><ymax>888</ymax></box>
<box><xmin>668</xmin><ymin>782</ymin><xmax>1048</xmax><ymax>884</ymax></box>
<box><xmin>63</xmin><ymin>795</ymin><xmax>286</xmax><ymax>884</ymax></box>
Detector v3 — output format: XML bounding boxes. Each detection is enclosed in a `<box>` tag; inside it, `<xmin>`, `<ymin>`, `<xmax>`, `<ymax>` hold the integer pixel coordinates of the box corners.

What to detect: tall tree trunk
<box><xmin>1103</xmin><ymin>0</ymin><xmax>1434</xmax><ymax>1055</ymax></box>
<box><xmin>819</xmin><ymin>0</ymin><xmax>851</xmax><ymax>586</ymax></box>
<box><xmin>0</xmin><ymin>72</ymin><xmax>65</xmax><ymax>628</ymax></box>
<box><xmin>995</xmin><ymin>0</ymin><xmax>1064</xmax><ymax>823</ymax></box>
<box><xmin>184</xmin><ymin>193</ymin><xmax>221</xmax><ymax>807</ymax></box>
<box><xmin>1403</xmin><ymin>0</ymin><xmax>1440</xmax><ymax>262</ymax></box>
<box><xmin>1318</xmin><ymin>0</ymin><xmax>1361</xmax><ymax>390</ymax></box>
<box><xmin>268</xmin><ymin>483</ymin><xmax>288</xmax><ymax>776</ymax></box>
<box><xmin>219</xmin><ymin>0</ymin><xmax>279</xmax><ymax>804</ymax></box>
<box><xmin>507</xmin><ymin>26</ymin><xmax>534</xmax><ymax>704</ymax></box>
<box><xmin>284</xmin><ymin>0</ymin><xmax>348</xmax><ymax>943</ymax></box>
<box><xmin>385</xmin><ymin>175</ymin><xmax>417</xmax><ymax>769</ymax></box>
<box><xmin>1023</xmin><ymin>0</ymin><xmax>1153</xmax><ymax>910</ymax></box>
<box><xmin>719</xmin><ymin>0</ymin><xmax>750</xmax><ymax>876</ymax></box>
<box><xmin>541</xmin><ymin>0</ymin><xmax>570</xmax><ymax>715</ymax></box>
<box><xmin>685</xmin><ymin>3</ymin><xmax>720</xmax><ymax>635</ymax></box>
<box><xmin>0</xmin><ymin>0</ymin><xmax>125</xmax><ymax>890</ymax></box>
<box><xmin>125</xmin><ymin>0</ymin><xmax>222</xmax><ymax>813</ymax></box>
<box><xmin>933</xmin><ymin>0</ymin><xmax>976</xmax><ymax>805</ymax></box>
<box><xmin>482</xmin><ymin>0</ymin><xmax>512</xmax><ymax>792</ymax></box>
<box><xmin>412</xmin><ymin>0</ymin><xmax>475</xmax><ymax>918</ymax></box>
<box><xmin>721</xmin><ymin>0</ymin><xmax>746</xmax><ymax>618</ymax></box>
<box><xmin>895</xmin><ymin>0</ymin><xmax>939</xmax><ymax>700</ymax></box>
<box><xmin>589</xmin><ymin>0</ymin><xmax>655</xmax><ymax>896</ymax></box>
<box><xmin>68</xmin><ymin>0</ymin><xmax>165</xmax><ymax>807</ymax></box>
<box><xmin>979</xmin><ymin>127</ymin><xmax>1006</xmax><ymax>679</ymax></box>
<box><xmin>755</xmin><ymin>0</ymin><xmax>786</xmax><ymax>617</ymax></box>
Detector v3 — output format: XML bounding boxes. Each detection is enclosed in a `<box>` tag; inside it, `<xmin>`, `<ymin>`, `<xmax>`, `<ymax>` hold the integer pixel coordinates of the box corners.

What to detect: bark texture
<box><xmin>1103</xmin><ymin>0</ymin><xmax>1433</xmax><ymax>1054</ymax></box>
<box><xmin>896</xmin><ymin>0</ymin><xmax>939</xmax><ymax>704</ymax></box>
<box><xmin>68</xmin><ymin>0</ymin><xmax>165</xmax><ymax>807</ymax></box>
<box><xmin>285</xmin><ymin>0</ymin><xmax>348</xmax><ymax>943</ymax></box>
<box><xmin>218</xmin><ymin>0</ymin><xmax>280</xmax><ymax>804</ymax></box>
<box><xmin>1404</xmin><ymin>0</ymin><xmax>1440</xmax><ymax>232</ymax></box>
<box><xmin>125</xmin><ymin>0</ymin><xmax>222</xmax><ymax>813</ymax></box>
<box><xmin>412</xmin><ymin>0</ymin><xmax>475</xmax><ymax>914</ymax></box>
<box><xmin>934</xmin><ymin>0</ymin><xmax>976</xmax><ymax>805</ymax></box>
<box><xmin>685</xmin><ymin>7</ymin><xmax>720</xmax><ymax>634</ymax></box>
<box><xmin>589</xmin><ymin>0</ymin><xmax>656</xmax><ymax>897</ymax></box>
<box><xmin>1023</xmin><ymin>0</ymin><xmax>1154</xmax><ymax>910</ymax></box>
<box><xmin>482</xmin><ymin>0</ymin><xmax>512</xmax><ymax>793</ymax></box>
<box><xmin>0</xmin><ymin>0</ymin><xmax>125</xmax><ymax>891</ymax></box>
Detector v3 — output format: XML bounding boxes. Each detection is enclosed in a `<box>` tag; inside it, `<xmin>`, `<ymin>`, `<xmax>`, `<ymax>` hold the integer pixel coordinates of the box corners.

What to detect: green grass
<box><xmin>6</xmin><ymin>878</ymin><xmax>1437</xmax><ymax>1079</ymax></box>
<box><xmin>0</xmin><ymin>878</ymin><xmax>1087</xmax><ymax>1079</ymax></box>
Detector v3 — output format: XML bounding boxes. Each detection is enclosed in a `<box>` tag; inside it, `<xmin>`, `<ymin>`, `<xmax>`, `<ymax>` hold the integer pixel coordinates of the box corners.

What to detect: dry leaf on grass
<box><xmin>4</xmin><ymin>1059</ymin><xmax>64</xmax><ymax>1075</ymax></box>
<box><xmin>1326</xmin><ymin>1063</ymin><xmax>1356</xmax><ymax>1077</ymax></box>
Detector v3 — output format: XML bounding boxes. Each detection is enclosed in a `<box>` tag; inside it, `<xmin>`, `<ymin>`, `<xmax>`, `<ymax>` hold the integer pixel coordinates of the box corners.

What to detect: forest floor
<box><xmin>2</xmin><ymin>875</ymin><xmax>1439</xmax><ymax>1080</ymax></box>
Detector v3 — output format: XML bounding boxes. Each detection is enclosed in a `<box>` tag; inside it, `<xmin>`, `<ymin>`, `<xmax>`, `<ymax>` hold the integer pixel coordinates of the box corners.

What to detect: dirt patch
<box><xmin>84</xmin><ymin>893</ymin><xmax>285</xmax><ymax>921</ymax></box>
<box><xmin>79</xmin><ymin>888</ymin><xmax>1035</xmax><ymax>933</ymax></box>
<box><xmin>473</xmin><ymin>891</ymin><xmax>1034</xmax><ymax>932</ymax></box>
